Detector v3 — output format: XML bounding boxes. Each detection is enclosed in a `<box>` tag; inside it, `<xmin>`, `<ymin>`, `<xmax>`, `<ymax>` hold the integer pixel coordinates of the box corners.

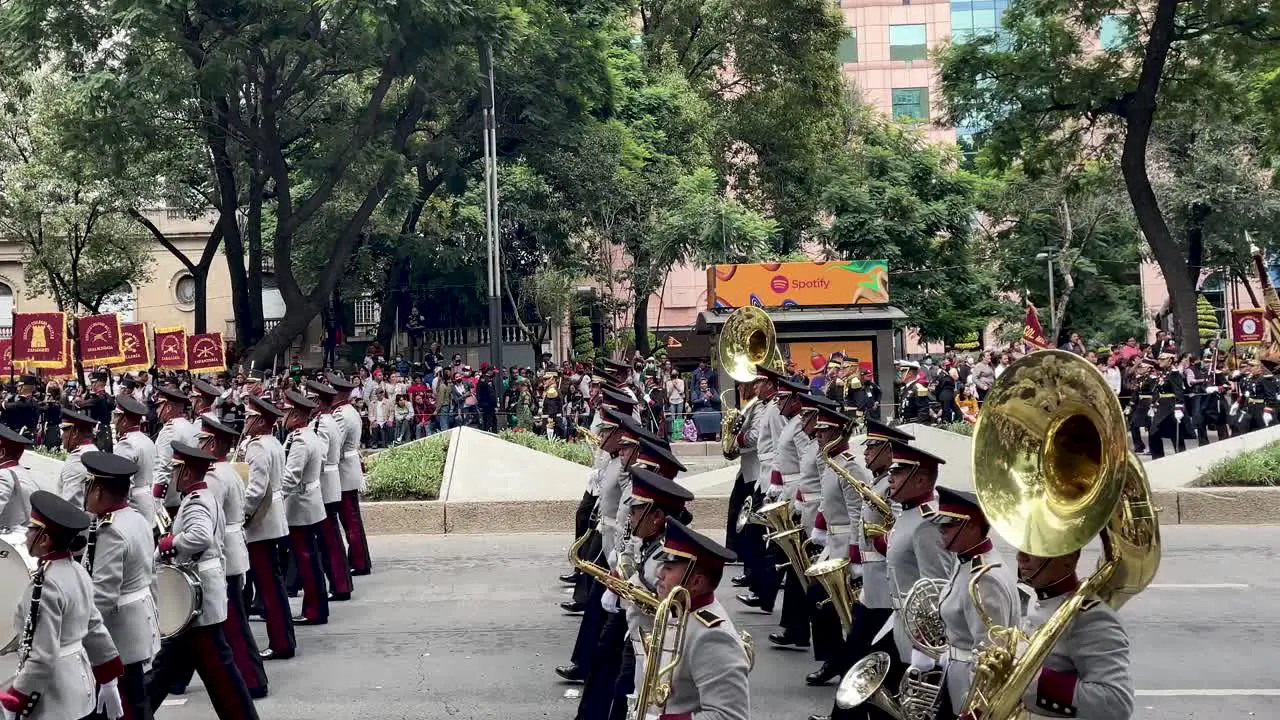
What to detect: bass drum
<box><xmin>155</xmin><ymin>564</ymin><xmax>203</xmax><ymax>640</ymax></box>
<box><xmin>0</xmin><ymin>533</ymin><xmax>35</xmax><ymax>654</ymax></box>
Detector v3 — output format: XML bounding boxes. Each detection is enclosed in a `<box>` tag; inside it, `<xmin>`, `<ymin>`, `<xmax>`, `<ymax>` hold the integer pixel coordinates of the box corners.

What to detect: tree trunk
<box><xmin>1120</xmin><ymin>0</ymin><xmax>1198</xmax><ymax>350</ymax></box>
<box><xmin>1184</xmin><ymin>202</ymin><xmax>1209</xmax><ymax>291</ymax></box>
<box><xmin>246</xmin><ymin>165</ymin><xmax>266</xmax><ymax>347</ymax></box>
<box><xmin>634</xmin><ymin>293</ymin><xmax>651</xmax><ymax>357</ymax></box>
<box><xmin>193</xmin><ymin>264</ymin><xmax>209</xmax><ymax>334</ymax></box>
<box><xmin>374</xmin><ymin>253</ymin><xmax>407</xmax><ymax>352</ymax></box>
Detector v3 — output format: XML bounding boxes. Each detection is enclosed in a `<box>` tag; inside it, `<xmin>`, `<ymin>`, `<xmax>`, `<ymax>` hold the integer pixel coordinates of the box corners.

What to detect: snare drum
<box><xmin>0</xmin><ymin>534</ymin><xmax>35</xmax><ymax>654</ymax></box>
<box><xmin>155</xmin><ymin>564</ymin><xmax>203</xmax><ymax>639</ymax></box>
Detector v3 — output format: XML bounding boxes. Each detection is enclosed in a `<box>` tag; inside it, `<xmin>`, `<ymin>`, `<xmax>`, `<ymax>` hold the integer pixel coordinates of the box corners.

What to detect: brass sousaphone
<box><xmin>718</xmin><ymin>306</ymin><xmax>783</xmax><ymax>461</ymax></box>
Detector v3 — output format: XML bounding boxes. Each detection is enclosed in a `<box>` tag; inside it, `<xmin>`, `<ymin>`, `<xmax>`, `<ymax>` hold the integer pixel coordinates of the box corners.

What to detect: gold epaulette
<box><xmin>695</xmin><ymin>608</ymin><xmax>724</xmax><ymax>628</ymax></box>
<box><xmin>1081</xmin><ymin>597</ymin><xmax>1103</xmax><ymax>612</ymax></box>
<box><xmin>98</xmin><ymin>512</ymin><xmax>115</xmax><ymax>527</ymax></box>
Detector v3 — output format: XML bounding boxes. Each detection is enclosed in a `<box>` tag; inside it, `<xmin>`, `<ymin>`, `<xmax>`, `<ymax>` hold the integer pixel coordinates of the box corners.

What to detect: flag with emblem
<box><xmin>12</xmin><ymin>312</ymin><xmax>68</xmax><ymax>367</ymax></box>
<box><xmin>76</xmin><ymin>313</ymin><xmax>124</xmax><ymax>366</ymax></box>
<box><xmin>1022</xmin><ymin>303</ymin><xmax>1050</xmax><ymax>352</ymax></box>
<box><xmin>46</xmin><ymin>336</ymin><xmax>75</xmax><ymax>380</ymax></box>
<box><xmin>112</xmin><ymin>322</ymin><xmax>151</xmax><ymax>371</ymax></box>
<box><xmin>186</xmin><ymin>332</ymin><xmax>226</xmax><ymax>372</ymax></box>
<box><xmin>154</xmin><ymin>326</ymin><xmax>187</xmax><ymax>370</ymax></box>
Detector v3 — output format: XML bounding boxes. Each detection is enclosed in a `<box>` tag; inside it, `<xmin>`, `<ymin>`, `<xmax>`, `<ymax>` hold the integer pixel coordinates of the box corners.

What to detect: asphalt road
<box><xmin>5</xmin><ymin>526</ymin><xmax>1277</xmax><ymax>719</ymax></box>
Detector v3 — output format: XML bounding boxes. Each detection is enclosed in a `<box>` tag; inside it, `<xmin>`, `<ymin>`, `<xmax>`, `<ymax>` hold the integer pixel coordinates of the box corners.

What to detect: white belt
<box><xmin>59</xmin><ymin>641</ymin><xmax>84</xmax><ymax>658</ymax></box>
<box><xmin>862</xmin><ymin>550</ymin><xmax>886</xmax><ymax>562</ymax></box>
<box><xmin>196</xmin><ymin>558</ymin><xmax>223</xmax><ymax>572</ymax></box>
<box><xmin>599</xmin><ymin>518</ymin><xmax>618</xmax><ymax>530</ymax></box>
<box><xmin>118</xmin><ymin>588</ymin><xmax>151</xmax><ymax>608</ymax></box>
<box><xmin>890</xmin><ymin>595</ymin><xmax>903</xmax><ymax>611</ymax></box>
<box><xmin>949</xmin><ymin>647</ymin><xmax>974</xmax><ymax>663</ymax></box>
<box><xmin>829</xmin><ymin>524</ymin><xmax>852</xmax><ymax>535</ymax></box>
<box><xmin>782</xmin><ymin>472</ymin><xmax>800</xmax><ymax>482</ymax></box>
<box><xmin>226</xmin><ymin>522</ymin><xmax>244</xmax><ymax>534</ymax></box>
<box><xmin>343</xmin><ymin>450</ymin><xmax>360</xmax><ymax>459</ymax></box>
<box><xmin>323</xmin><ymin>463</ymin><xmax>339</xmax><ymax>472</ymax></box>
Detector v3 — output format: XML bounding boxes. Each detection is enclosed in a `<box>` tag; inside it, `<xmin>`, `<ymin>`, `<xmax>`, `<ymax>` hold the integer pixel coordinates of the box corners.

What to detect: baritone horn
<box><xmin>629</xmin><ymin>585</ymin><xmax>691</xmax><ymax>720</ymax></box>
<box><xmin>805</xmin><ymin>557</ymin><xmax>856</xmax><ymax>636</ymax></box>
<box><xmin>718</xmin><ymin>306</ymin><xmax>782</xmax><ymax>459</ymax></box>
<box><xmin>961</xmin><ymin>350</ymin><xmax>1161</xmax><ymax>720</ymax></box>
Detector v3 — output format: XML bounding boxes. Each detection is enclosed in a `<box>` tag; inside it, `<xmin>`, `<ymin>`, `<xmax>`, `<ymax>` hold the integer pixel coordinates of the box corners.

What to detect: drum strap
<box><xmin>118</xmin><ymin>588</ymin><xmax>150</xmax><ymax>607</ymax></box>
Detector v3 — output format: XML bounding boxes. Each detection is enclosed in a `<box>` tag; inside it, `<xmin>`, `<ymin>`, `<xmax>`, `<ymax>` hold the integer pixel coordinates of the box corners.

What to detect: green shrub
<box><xmin>365</xmin><ymin>433</ymin><xmax>448</xmax><ymax>501</ymax></box>
<box><xmin>497</xmin><ymin>429</ymin><xmax>594</xmax><ymax>466</ymax></box>
<box><xmin>31</xmin><ymin>446</ymin><xmax>67</xmax><ymax>461</ymax></box>
<box><xmin>936</xmin><ymin>421</ymin><xmax>975</xmax><ymax>437</ymax></box>
<box><xmin>1198</xmin><ymin>440</ymin><xmax>1280</xmax><ymax>487</ymax></box>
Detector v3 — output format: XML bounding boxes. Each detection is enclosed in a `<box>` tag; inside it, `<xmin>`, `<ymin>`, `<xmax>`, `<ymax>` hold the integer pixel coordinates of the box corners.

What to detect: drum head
<box><xmin>0</xmin><ymin>534</ymin><xmax>34</xmax><ymax>651</ymax></box>
<box><xmin>155</xmin><ymin>565</ymin><xmax>199</xmax><ymax>638</ymax></box>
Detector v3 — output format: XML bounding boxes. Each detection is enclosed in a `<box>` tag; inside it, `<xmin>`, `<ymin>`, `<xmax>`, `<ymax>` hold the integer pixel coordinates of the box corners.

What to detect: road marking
<box><xmin>1138</xmin><ymin>689</ymin><xmax>1280</xmax><ymax>696</ymax></box>
<box><xmin>161</xmin><ymin>699</ymin><xmax>188</xmax><ymax>707</ymax></box>
<box><xmin>1147</xmin><ymin>583</ymin><xmax>1249</xmax><ymax>589</ymax></box>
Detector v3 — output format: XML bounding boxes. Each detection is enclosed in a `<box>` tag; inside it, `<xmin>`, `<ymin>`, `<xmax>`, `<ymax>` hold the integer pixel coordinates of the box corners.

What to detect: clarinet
<box><xmin>81</xmin><ymin>519</ymin><xmax>100</xmax><ymax>575</ymax></box>
<box><xmin>17</xmin><ymin>561</ymin><xmax>48</xmax><ymax>672</ymax></box>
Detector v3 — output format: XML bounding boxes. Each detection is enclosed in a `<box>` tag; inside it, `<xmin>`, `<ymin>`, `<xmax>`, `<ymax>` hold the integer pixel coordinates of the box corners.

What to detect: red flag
<box><xmin>45</xmin><ymin>336</ymin><xmax>75</xmax><ymax>380</ymax></box>
<box><xmin>1022</xmin><ymin>303</ymin><xmax>1050</xmax><ymax>351</ymax></box>
<box><xmin>154</xmin><ymin>327</ymin><xmax>187</xmax><ymax>370</ymax></box>
<box><xmin>112</xmin><ymin>323</ymin><xmax>151</xmax><ymax>371</ymax></box>
<box><xmin>0</xmin><ymin>339</ymin><xmax>14</xmax><ymax>376</ymax></box>
<box><xmin>77</xmin><ymin>313</ymin><xmax>124</xmax><ymax>366</ymax></box>
<box><xmin>186</xmin><ymin>332</ymin><xmax>226</xmax><ymax>373</ymax></box>
<box><xmin>12</xmin><ymin>312</ymin><xmax>67</xmax><ymax>368</ymax></box>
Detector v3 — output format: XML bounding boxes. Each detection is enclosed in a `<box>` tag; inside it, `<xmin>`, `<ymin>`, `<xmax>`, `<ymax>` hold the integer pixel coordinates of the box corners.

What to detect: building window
<box><xmin>0</xmin><ymin>283</ymin><xmax>12</xmax><ymax>329</ymax></box>
<box><xmin>262</xmin><ymin>273</ymin><xmax>285</xmax><ymax>322</ymax></box>
<box><xmin>837</xmin><ymin>28</ymin><xmax>858</xmax><ymax>64</ymax></box>
<box><xmin>889</xmin><ymin>24</ymin><xmax>927</xmax><ymax>62</ymax></box>
<box><xmin>1100</xmin><ymin>15</ymin><xmax>1125</xmax><ymax>50</ymax></box>
<box><xmin>951</xmin><ymin>0</ymin><xmax>1009</xmax><ymax>43</ymax></box>
<box><xmin>100</xmin><ymin>285</ymin><xmax>136</xmax><ymax>323</ymax></box>
<box><xmin>174</xmin><ymin>273</ymin><xmax>197</xmax><ymax>310</ymax></box>
<box><xmin>891</xmin><ymin>87</ymin><xmax>929</xmax><ymax>122</ymax></box>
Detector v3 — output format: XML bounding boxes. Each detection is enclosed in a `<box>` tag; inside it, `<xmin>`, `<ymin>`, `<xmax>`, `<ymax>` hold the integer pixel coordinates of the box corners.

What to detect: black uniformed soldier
<box><xmin>1127</xmin><ymin>360</ymin><xmax>1157</xmax><ymax>453</ymax></box>
<box><xmin>1148</xmin><ymin>354</ymin><xmax>1186</xmax><ymax>459</ymax></box>
<box><xmin>80</xmin><ymin>370</ymin><xmax>116</xmax><ymax>451</ymax></box>
<box><xmin>1</xmin><ymin>375</ymin><xmax>40</xmax><ymax>438</ymax></box>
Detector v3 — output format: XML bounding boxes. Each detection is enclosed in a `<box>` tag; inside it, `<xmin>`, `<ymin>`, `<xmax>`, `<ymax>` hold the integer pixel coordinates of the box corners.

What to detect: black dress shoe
<box><xmin>328</xmin><ymin>592</ymin><xmax>352</xmax><ymax>602</ymax></box>
<box><xmin>249</xmin><ymin>687</ymin><xmax>269</xmax><ymax>700</ymax></box>
<box><xmin>559</xmin><ymin>572</ymin><xmax>580</xmax><ymax>585</ymax></box>
<box><xmin>352</xmin><ymin>569</ymin><xmax>372</xmax><ymax>577</ymax></box>
<box><xmin>560</xmin><ymin>600</ymin><xmax>586</xmax><ymax>614</ymax></box>
<box><xmin>767</xmin><ymin>631</ymin><xmax>810</xmax><ymax>649</ymax></box>
<box><xmin>735</xmin><ymin>593</ymin><xmax>774</xmax><ymax>613</ymax></box>
<box><xmin>260</xmin><ymin>649</ymin><xmax>295</xmax><ymax>661</ymax></box>
<box><xmin>806</xmin><ymin>662</ymin><xmax>840</xmax><ymax>686</ymax></box>
<box><xmin>555</xmin><ymin>664</ymin><xmax>586</xmax><ymax>683</ymax></box>
<box><xmin>293</xmin><ymin>615</ymin><xmax>328</xmax><ymax>626</ymax></box>
<box><xmin>730</xmin><ymin>574</ymin><xmax>749</xmax><ymax>587</ymax></box>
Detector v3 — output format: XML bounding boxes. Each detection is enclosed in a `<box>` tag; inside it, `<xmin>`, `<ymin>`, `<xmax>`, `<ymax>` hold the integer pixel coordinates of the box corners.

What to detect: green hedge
<box><xmin>497</xmin><ymin>429</ymin><xmax>594</xmax><ymax>466</ymax></box>
<box><xmin>364</xmin><ymin>433</ymin><xmax>448</xmax><ymax>501</ymax></box>
<box><xmin>31</xmin><ymin>446</ymin><xmax>67</xmax><ymax>461</ymax></box>
<box><xmin>1198</xmin><ymin>440</ymin><xmax>1280</xmax><ymax>487</ymax></box>
<box><xmin>936</xmin><ymin>421</ymin><xmax>975</xmax><ymax>437</ymax></box>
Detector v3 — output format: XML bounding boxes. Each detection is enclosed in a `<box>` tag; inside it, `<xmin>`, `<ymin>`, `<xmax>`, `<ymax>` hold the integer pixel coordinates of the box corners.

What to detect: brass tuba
<box><xmin>717</xmin><ymin>307</ymin><xmax>782</xmax><ymax>459</ymax></box>
<box><xmin>961</xmin><ymin>350</ymin><xmax>1161</xmax><ymax>720</ymax></box>
<box><xmin>805</xmin><ymin>557</ymin><xmax>856</xmax><ymax>636</ymax></box>
<box><xmin>629</xmin><ymin>585</ymin><xmax>691</xmax><ymax>720</ymax></box>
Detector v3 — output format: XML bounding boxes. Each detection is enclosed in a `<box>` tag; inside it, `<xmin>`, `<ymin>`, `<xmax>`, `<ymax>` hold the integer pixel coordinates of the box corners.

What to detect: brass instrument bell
<box><xmin>716</xmin><ymin>306</ymin><xmax>781</xmax><ymax>383</ymax></box>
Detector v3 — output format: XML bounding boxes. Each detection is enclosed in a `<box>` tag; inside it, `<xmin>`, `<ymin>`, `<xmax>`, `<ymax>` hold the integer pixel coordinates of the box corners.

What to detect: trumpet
<box><xmin>576</xmin><ymin>425</ymin><xmax>601</xmax><ymax>447</ymax></box>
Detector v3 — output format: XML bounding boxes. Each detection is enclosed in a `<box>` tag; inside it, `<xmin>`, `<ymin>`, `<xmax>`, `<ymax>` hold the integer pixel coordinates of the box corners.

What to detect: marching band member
<box><xmin>884</xmin><ymin>441</ymin><xmax>954</xmax><ymax>671</ymax></box>
<box><xmin>307</xmin><ymin>379</ymin><xmax>354</xmax><ymax>602</ymax></box>
<box><xmin>802</xmin><ymin>401</ymin><xmax>863</xmax><ymax>687</ymax></box>
<box><xmin>1004</xmin><ymin>548</ymin><xmax>1134</xmax><ymax>720</ymax></box>
<box><xmin>82</xmin><ymin>451</ymin><xmax>161</xmax><ymax>720</ymax></box>
<box><xmin>326</xmin><ymin>376</ymin><xmax>373</xmax><ymax>576</ymax></box>
<box><xmin>931</xmin><ymin>487</ymin><xmax>1019</xmax><ymax>717</ymax></box>
<box><xmin>57</xmin><ymin>409</ymin><xmax>99</xmax><ymax>510</ymax></box>
<box><xmin>152</xmin><ymin>386</ymin><xmax>199</xmax><ymax>520</ymax></box>
<box><xmin>732</xmin><ymin>370</ymin><xmax>777</xmax><ymax>603</ymax></box>
<box><xmin>723</xmin><ymin>379</ymin><xmax>760</xmax><ymax>558</ymax></box>
<box><xmin>146</xmin><ymin>443</ymin><xmax>261</xmax><ymax>719</ymax></box>
<box><xmin>111</xmin><ymin>395</ymin><xmax>157</xmax><ymax>530</ymax></box>
<box><xmin>650</xmin><ymin>518</ymin><xmax>750</xmax><ymax>720</ymax></box>
<box><xmin>191</xmin><ymin>378</ymin><xmax>226</xmax><ymax>427</ymax></box>
<box><xmin>280</xmin><ymin>390</ymin><xmax>330</xmax><ymax>626</ymax></box>
<box><xmin>0</xmin><ymin>491</ymin><xmax>126</xmax><ymax>720</ymax></box>
<box><xmin>1127</xmin><ymin>360</ymin><xmax>1156</xmax><ymax>454</ymax></box>
<box><xmin>1148</xmin><ymin>353</ymin><xmax>1187</xmax><ymax>458</ymax></box>
<box><xmin>0</xmin><ymin>423</ymin><xmax>34</xmax><ymax>533</ymax></box>
<box><xmin>195</xmin><ymin>417</ymin><xmax>269</xmax><ymax>699</ymax></box>
<box><xmin>239</xmin><ymin>394</ymin><xmax>296</xmax><ymax>661</ymax></box>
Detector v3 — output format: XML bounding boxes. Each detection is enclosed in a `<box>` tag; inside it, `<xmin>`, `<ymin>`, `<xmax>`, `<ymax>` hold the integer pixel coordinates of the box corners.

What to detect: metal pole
<box><xmin>1047</xmin><ymin>255</ymin><xmax>1057</xmax><ymax>345</ymax></box>
<box><xmin>481</xmin><ymin>43</ymin><xmax>503</xmax><ymax>370</ymax></box>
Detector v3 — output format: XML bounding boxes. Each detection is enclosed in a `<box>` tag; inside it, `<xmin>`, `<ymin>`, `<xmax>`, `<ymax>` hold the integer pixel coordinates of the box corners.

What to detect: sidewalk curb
<box><xmin>362</xmin><ymin>489</ymin><xmax>1277</xmax><ymax>535</ymax></box>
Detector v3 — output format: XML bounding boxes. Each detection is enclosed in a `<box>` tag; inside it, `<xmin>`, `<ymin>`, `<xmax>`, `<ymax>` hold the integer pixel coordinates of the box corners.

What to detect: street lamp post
<box><xmin>480</xmin><ymin>43</ymin><xmax>503</xmax><ymax>370</ymax></box>
<box><xmin>1036</xmin><ymin>249</ymin><xmax>1057</xmax><ymax>344</ymax></box>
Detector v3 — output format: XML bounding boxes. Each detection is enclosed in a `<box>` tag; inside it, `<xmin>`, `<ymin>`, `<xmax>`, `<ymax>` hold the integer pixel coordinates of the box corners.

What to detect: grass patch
<box><xmin>30</xmin><ymin>446</ymin><xmax>67</xmax><ymax>460</ymax></box>
<box><xmin>1198</xmin><ymin>440</ymin><xmax>1280</xmax><ymax>487</ymax></box>
<box><xmin>365</xmin><ymin>433</ymin><xmax>448</xmax><ymax>501</ymax></box>
<box><xmin>936</xmin><ymin>421</ymin><xmax>974</xmax><ymax>437</ymax></box>
<box><xmin>497</xmin><ymin>429</ymin><xmax>594</xmax><ymax>466</ymax></box>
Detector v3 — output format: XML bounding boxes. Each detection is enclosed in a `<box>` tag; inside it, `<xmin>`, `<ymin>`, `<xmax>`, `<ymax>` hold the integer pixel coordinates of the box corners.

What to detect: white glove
<box><xmin>97</xmin><ymin>679</ymin><xmax>124</xmax><ymax>720</ymax></box>
<box><xmin>848</xmin><ymin>563</ymin><xmax>863</xmax><ymax>580</ymax></box>
<box><xmin>811</xmin><ymin>528</ymin><xmax>829</xmax><ymax>547</ymax></box>
<box><xmin>1266</xmin><ymin>410</ymin><xmax>1275</xmax><ymax>427</ymax></box>
<box><xmin>937</xmin><ymin>650</ymin><xmax>950</xmax><ymax>672</ymax></box>
<box><xmin>1147</xmin><ymin>408</ymin><xmax>1154</xmax><ymax>418</ymax></box>
<box><xmin>2</xmin><ymin>708</ymin><xmax>14</xmax><ymax>720</ymax></box>
<box><xmin>909</xmin><ymin>648</ymin><xmax>936</xmax><ymax>671</ymax></box>
<box><xmin>815</xmin><ymin>546</ymin><xmax>832</xmax><ymax>564</ymax></box>
<box><xmin>765</xmin><ymin>485</ymin><xmax>782</xmax><ymax>500</ymax></box>
<box><xmin>1230</xmin><ymin>402</ymin><xmax>1240</xmax><ymax>415</ymax></box>
<box><xmin>1174</xmin><ymin>409</ymin><xmax>1184</xmax><ymax>422</ymax></box>
<box><xmin>601</xmin><ymin>589</ymin><xmax>620</xmax><ymax>613</ymax></box>
<box><xmin>1206</xmin><ymin>385</ymin><xmax>1218</xmax><ymax>394</ymax></box>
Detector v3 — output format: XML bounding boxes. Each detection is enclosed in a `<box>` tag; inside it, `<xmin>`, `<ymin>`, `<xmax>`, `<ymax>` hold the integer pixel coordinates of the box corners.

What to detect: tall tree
<box><xmin>936</xmin><ymin>0</ymin><xmax>1280</xmax><ymax>350</ymax></box>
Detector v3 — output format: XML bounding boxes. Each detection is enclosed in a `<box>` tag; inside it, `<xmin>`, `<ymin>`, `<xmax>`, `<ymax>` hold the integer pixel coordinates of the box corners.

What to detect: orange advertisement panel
<box><xmin>13</xmin><ymin>312</ymin><xmax>68</xmax><ymax>367</ymax></box>
<box><xmin>779</xmin><ymin>339</ymin><xmax>875</xmax><ymax>383</ymax></box>
<box><xmin>187</xmin><ymin>332</ymin><xmax>226</xmax><ymax>373</ymax></box>
<box><xmin>708</xmin><ymin>260</ymin><xmax>889</xmax><ymax>310</ymax></box>
<box><xmin>77</xmin><ymin>313</ymin><xmax>124</xmax><ymax>366</ymax></box>
<box><xmin>112</xmin><ymin>323</ymin><xmax>151</xmax><ymax>372</ymax></box>
<box><xmin>154</xmin><ymin>327</ymin><xmax>187</xmax><ymax>370</ymax></box>
<box><xmin>1232</xmin><ymin>308</ymin><xmax>1265</xmax><ymax>345</ymax></box>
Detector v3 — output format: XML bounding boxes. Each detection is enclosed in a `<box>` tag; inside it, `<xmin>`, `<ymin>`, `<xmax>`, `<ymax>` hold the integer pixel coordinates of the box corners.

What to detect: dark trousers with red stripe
<box><xmin>247</xmin><ymin>539</ymin><xmax>296</xmax><ymax>656</ymax></box>
<box><xmin>146</xmin><ymin>623</ymin><xmax>260</xmax><ymax>720</ymax></box>
<box><xmin>339</xmin><ymin>489</ymin><xmax>372</xmax><ymax>575</ymax></box>
<box><xmin>320</xmin><ymin>503</ymin><xmax>353</xmax><ymax>596</ymax></box>
<box><xmin>165</xmin><ymin>574</ymin><xmax>266</xmax><ymax>696</ymax></box>
<box><xmin>288</xmin><ymin>524</ymin><xmax>329</xmax><ymax>622</ymax></box>
<box><xmin>89</xmin><ymin>661</ymin><xmax>150</xmax><ymax>720</ymax></box>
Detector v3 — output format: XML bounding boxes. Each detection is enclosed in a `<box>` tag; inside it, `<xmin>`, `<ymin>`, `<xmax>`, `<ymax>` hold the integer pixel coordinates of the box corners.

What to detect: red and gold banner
<box><xmin>0</xmin><ymin>339</ymin><xmax>15</xmax><ymax>377</ymax></box>
<box><xmin>112</xmin><ymin>323</ymin><xmax>151</xmax><ymax>372</ymax></box>
<box><xmin>76</xmin><ymin>313</ymin><xmax>124</xmax><ymax>366</ymax></box>
<box><xmin>12</xmin><ymin>312</ymin><xmax>67</xmax><ymax>368</ymax></box>
<box><xmin>1231</xmin><ymin>308</ymin><xmax>1265</xmax><ymax>345</ymax></box>
<box><xmin>154</xmin><ymin>326</ymin><xmax>187</xmax><ymax>370</ymax></box>
<box><xmin>45</xmin><ymin>337</ymin><xmax>75</xmax><ymax>380</ymax></box>
<box><xmin>186</xmin><ymin>332</ymin><xmax>226</xmax><ymax>372</ymax></box>
<box><xmin>1022</xmin><ymin>303</ymin><xmax>1050</xmax><ymax>351</ymax></box>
